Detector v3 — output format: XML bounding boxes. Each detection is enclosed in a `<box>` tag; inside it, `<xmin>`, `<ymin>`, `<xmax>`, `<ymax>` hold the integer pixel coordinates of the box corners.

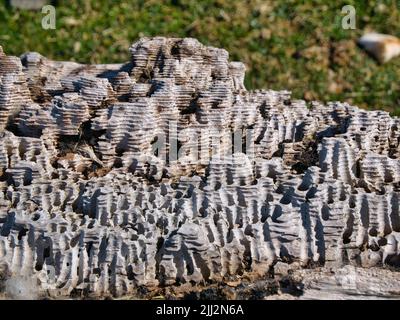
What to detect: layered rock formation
<box><xmin>0</xmin><ymin>38</ymin><xmax>399</xmax><ymax>298</ymax></box>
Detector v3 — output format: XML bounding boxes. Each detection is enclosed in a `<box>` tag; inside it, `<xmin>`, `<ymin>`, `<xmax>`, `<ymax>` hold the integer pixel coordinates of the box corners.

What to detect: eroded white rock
<box><xmin>0</xmin><ymin>37</ymin><xmax>399</xmax><ymax>298</ymax></box>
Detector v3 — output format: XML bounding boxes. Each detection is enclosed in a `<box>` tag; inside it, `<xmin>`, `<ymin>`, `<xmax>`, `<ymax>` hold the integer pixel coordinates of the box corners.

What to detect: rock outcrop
<box><xmin>0</xmin><ymin>38</ymin><xmax>399</xmax><ymax>298</ymax></box>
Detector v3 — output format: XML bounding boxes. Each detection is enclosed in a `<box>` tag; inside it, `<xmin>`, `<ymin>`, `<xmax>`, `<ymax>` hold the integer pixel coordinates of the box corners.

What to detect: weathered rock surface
<box><xmin>0</xmin><ymin>38</ymin><xmax>399</xmax><ymax>299</ymax></box>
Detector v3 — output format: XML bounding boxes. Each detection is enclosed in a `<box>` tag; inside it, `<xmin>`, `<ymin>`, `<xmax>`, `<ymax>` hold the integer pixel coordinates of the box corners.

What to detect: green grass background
<box><xmin>1</xmin><ymin>0</ymin><xmax>400</xmax><ymax>115</ymax></box>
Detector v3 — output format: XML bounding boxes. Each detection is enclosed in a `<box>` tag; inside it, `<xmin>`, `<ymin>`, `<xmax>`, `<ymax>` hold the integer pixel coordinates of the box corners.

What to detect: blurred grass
<box><xmin>1</xmin><ymin>0</ymin><xmax>400</xmax><ymax>115</ymax></box>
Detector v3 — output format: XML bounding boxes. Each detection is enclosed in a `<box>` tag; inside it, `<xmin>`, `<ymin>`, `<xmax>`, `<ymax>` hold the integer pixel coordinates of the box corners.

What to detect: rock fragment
<box><xmin>358</xmin><ymin>32</ymin><xmax>400</xmax><ymax>63</ymax></box>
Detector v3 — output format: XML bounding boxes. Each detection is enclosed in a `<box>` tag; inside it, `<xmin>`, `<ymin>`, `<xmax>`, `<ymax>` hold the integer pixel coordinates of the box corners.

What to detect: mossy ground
<box><xmin>1</xmin><ymin>0</ymin><xmax>400</xmax><ymax>115</ymax></box>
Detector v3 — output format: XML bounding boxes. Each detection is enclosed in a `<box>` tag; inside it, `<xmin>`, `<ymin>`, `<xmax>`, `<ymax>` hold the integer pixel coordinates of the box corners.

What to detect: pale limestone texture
<box><xmin>0</xmin><ymin>38</ymin><xmax>399</xmax><ymax>298</ymax></box>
